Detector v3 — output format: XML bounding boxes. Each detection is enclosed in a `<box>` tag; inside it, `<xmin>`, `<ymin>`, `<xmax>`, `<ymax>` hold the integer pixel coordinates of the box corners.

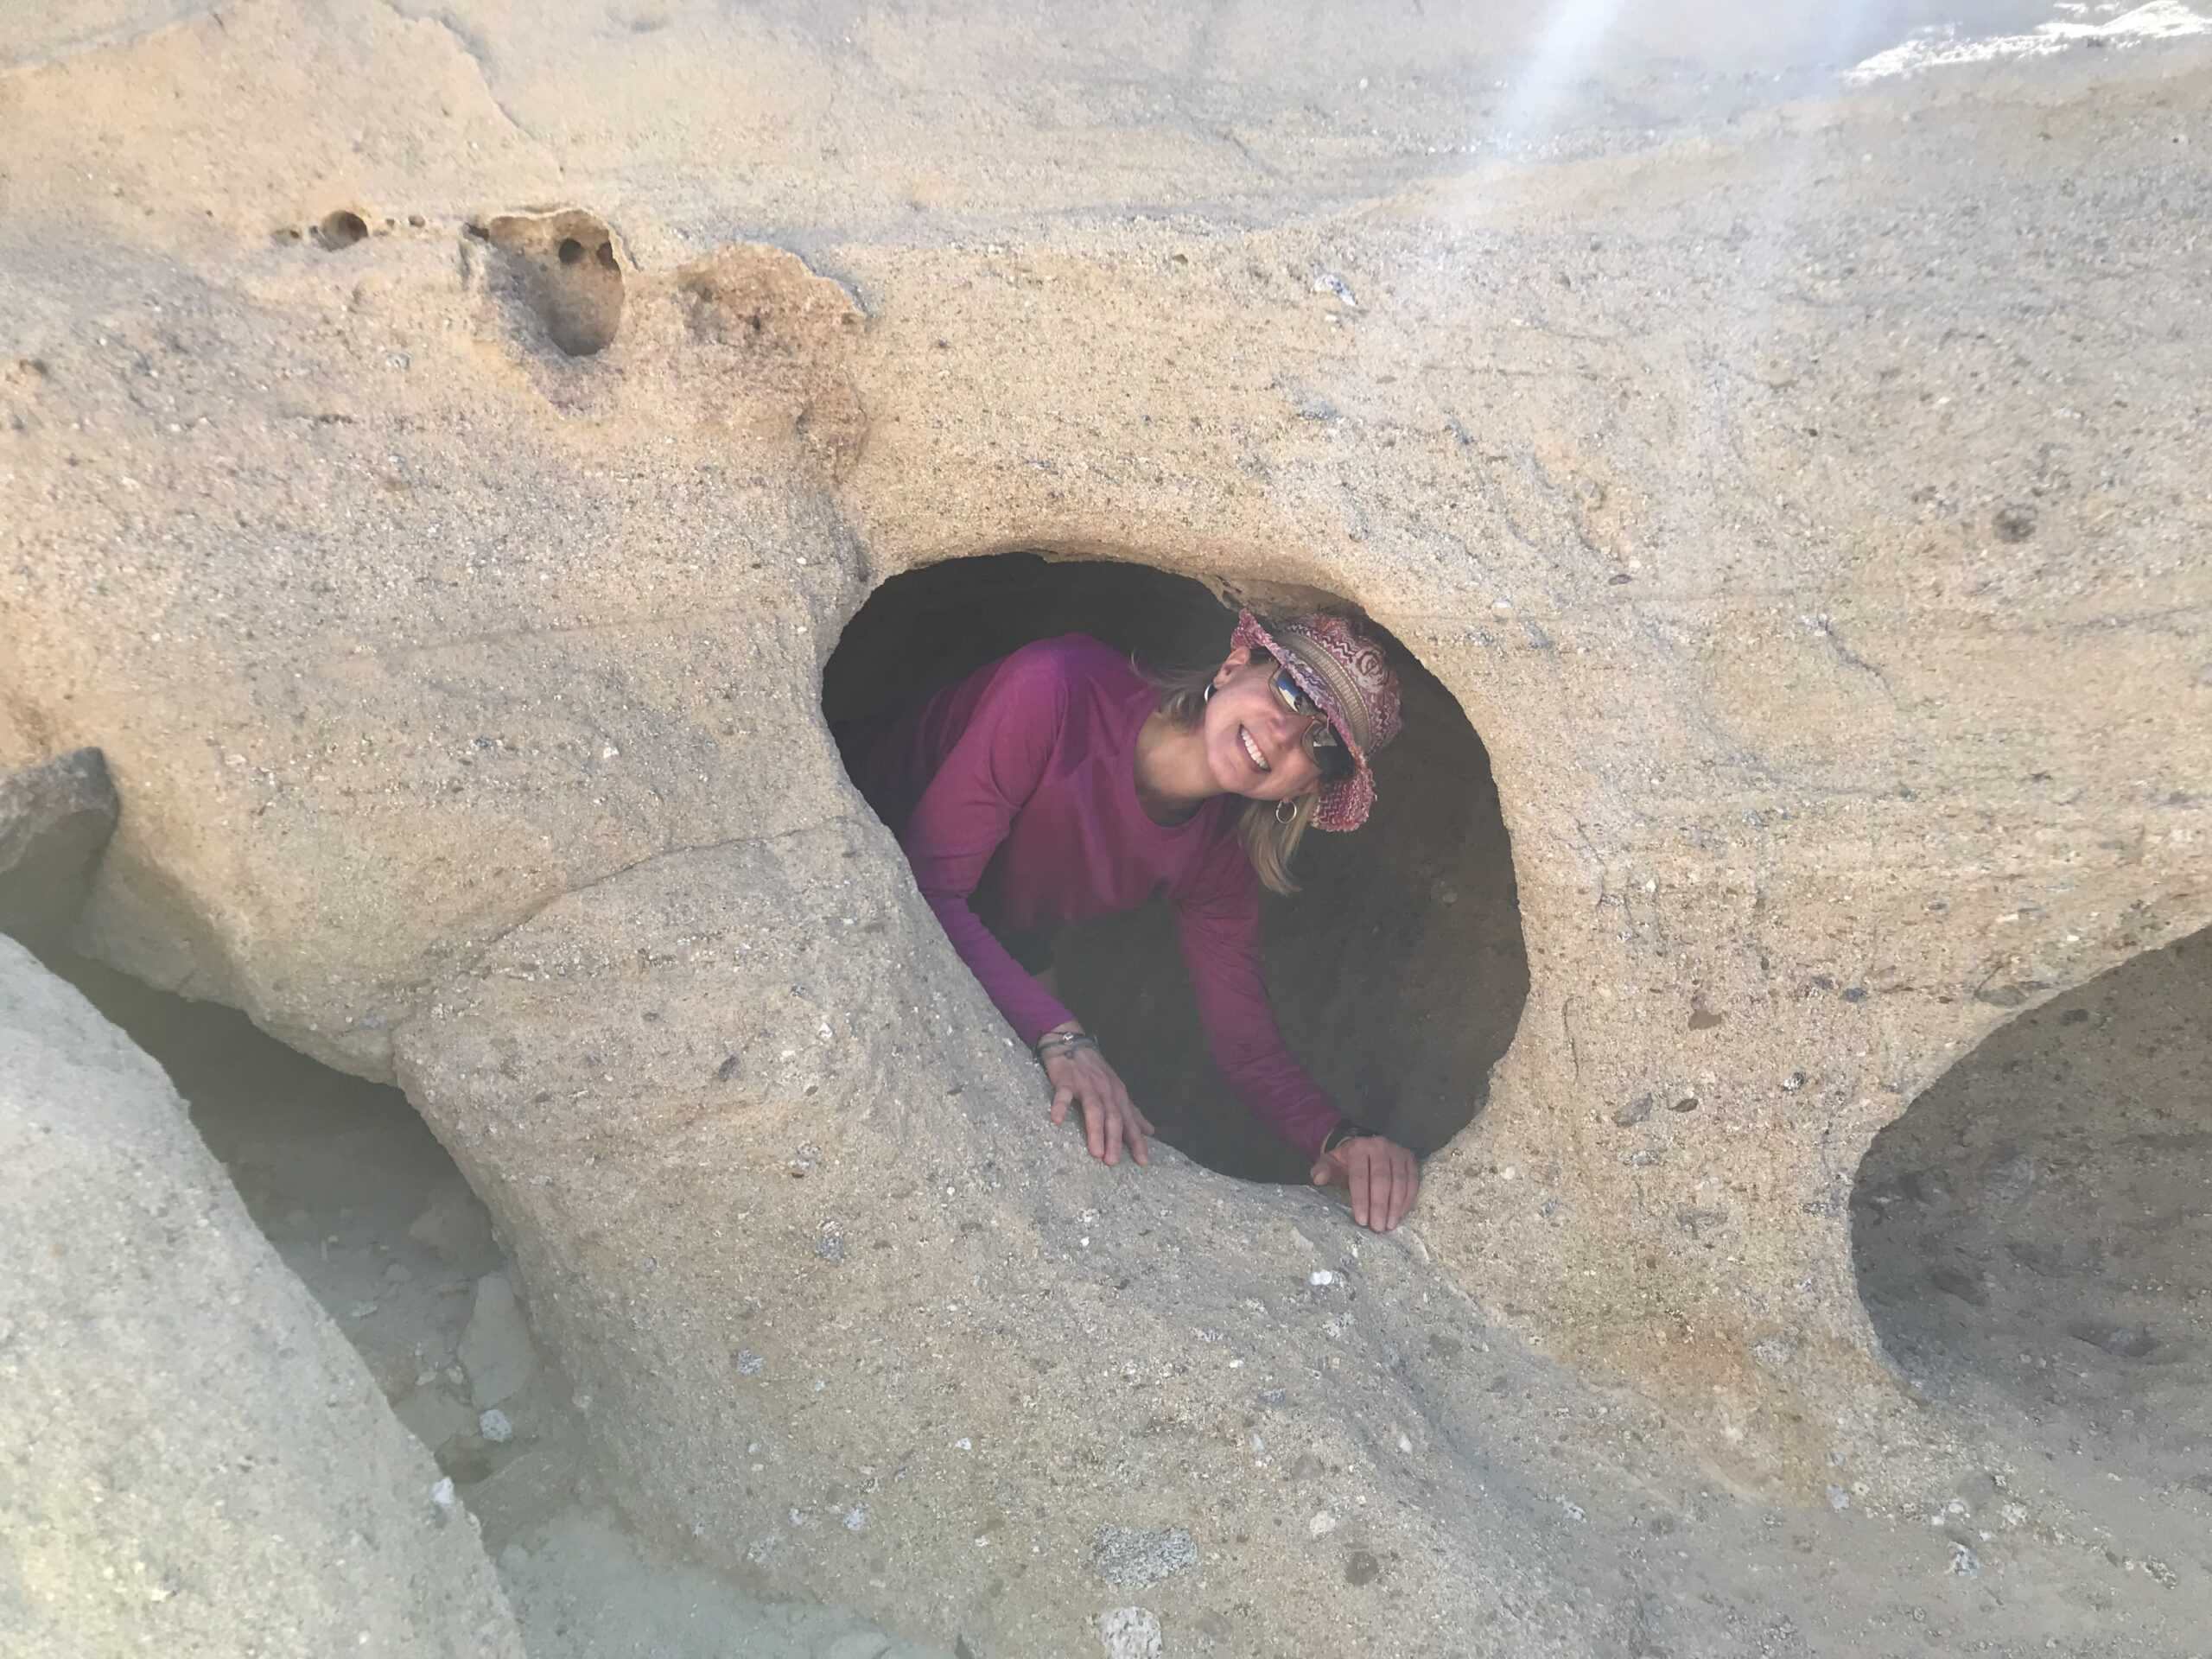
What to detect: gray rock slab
<box><xmin>460</xmin><ymin>1272</ymin><xmax>539</xmax><ymax>1408</ymax></box>
<box><xmin>0</xmin><ymin>936</ymin><xmax>524</xmax><ymax>1658</ymax></box>
<box><xmin>0</xmin><ymin>747</ymin><xmax>116</xmax><ymax>950</ymax></box>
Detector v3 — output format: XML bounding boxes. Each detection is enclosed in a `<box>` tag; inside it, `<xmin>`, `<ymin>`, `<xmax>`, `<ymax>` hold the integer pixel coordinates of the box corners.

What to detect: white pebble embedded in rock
<box><xmin>1097</xmin><ymin>1606</ymin><xmax>1163</xmax><ymax>1659</ymax></box>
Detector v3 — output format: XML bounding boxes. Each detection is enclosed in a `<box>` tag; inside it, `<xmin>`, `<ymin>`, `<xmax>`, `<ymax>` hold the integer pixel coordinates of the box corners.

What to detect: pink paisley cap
<box><xmin>1230</xmin><ymin>609</ymin><xmax>1403</xmax><ymax>832</ymax></box>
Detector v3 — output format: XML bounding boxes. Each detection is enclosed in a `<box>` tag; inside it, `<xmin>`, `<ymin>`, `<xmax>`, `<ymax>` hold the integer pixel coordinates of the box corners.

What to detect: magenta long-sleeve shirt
<box><xmin>846</xmin><ymin>634</ymin><xmax>1344</xmax><ymax>1160</ymax></box>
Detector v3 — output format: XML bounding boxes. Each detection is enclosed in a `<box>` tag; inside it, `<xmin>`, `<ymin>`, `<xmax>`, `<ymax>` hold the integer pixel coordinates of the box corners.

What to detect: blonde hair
<box><xmin>1150</xmin><ymin>658</ymin><xmax>1313</xmax><ymax>896</ymax></box>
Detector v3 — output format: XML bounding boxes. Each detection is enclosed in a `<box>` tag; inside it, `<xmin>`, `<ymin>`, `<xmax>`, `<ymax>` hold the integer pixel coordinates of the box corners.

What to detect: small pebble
<box><xmin>1309</xmin><ymin>1270</ymin><xmax>1335</xmax><ymax>1287</ymax></box>
<box><xmin>429</xmin><ymin>1477</ymin><xmax>456</xmax><ymax>1517</ymax></box>
<box><xmin>1309</xmin><ymin>1512</ymin><xmax>1338</xmax><ymax>1537</ymax></box>
<box><xmin>479</xmin><ymin>1408</ymin><xmax>513</xmax><ymax>1444</ymax></box>
<box><xmin>1097</xmin><ymin>1606</ymin><xmax>1163</xmax><ymax>1659</ymax></box>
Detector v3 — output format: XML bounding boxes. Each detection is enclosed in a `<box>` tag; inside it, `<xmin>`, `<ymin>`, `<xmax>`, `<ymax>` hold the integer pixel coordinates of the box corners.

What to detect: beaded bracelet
<box><xmin>1035</xmin><ymin>1030</ymin><xmax>1099</xmax><ymax>1062</ymax></box>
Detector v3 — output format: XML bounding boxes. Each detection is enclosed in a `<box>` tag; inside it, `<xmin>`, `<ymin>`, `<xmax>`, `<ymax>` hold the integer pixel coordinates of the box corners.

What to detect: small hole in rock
<box><xmin>319</xmin><ymin>210</ymin><xmax>369</xmax><ymax>250</ymax></box>
<box><xmin>596</xmin><ymin>241</ymin><xmax>618</xmax><ymax>270</ymax></box>
<box><xmin>482</xmin><ymin>213</ymin><xmax>626</xmax><ymax>357</ymax></box>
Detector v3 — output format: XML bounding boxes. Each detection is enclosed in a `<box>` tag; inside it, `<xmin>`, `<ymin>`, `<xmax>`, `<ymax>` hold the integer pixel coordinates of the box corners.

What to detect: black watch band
<box><xmin>1321</xmin><ymin>1120</ymin><xmax>1375</xmax><ymax>1154</ymax></box>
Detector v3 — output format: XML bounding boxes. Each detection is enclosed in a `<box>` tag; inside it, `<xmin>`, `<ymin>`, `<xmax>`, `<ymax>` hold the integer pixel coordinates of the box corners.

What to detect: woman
<box><xmin>846</xmin><ymin>608</ymin><xmax>1421</xmax><ymax>1232</ymax></box>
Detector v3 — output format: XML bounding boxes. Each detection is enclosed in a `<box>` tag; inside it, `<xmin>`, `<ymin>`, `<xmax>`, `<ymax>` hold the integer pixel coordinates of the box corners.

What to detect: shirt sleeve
<box><xmin>1172</xmin><ymin>849</ymin><xmax>1344</xmax><ymax>1162</ymax></box>
<box><xmin>896</xmin><ymin>653</ymin><xmax>1079</xmax><ymax>1046</ymax></box>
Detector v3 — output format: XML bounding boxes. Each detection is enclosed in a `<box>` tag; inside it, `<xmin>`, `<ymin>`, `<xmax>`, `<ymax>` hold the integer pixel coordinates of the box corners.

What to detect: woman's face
<box><xmin>1203</xmin><ymin>647</ymin><xmax>1330</xmax><ymax>803</ymax></box>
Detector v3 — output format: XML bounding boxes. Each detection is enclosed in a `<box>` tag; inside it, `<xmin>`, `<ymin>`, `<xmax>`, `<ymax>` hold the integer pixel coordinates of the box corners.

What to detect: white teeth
<box><xmin>1240</xmin><ymin>728</ymin><xmax>1268</xmax><ymax>772</ymax></box>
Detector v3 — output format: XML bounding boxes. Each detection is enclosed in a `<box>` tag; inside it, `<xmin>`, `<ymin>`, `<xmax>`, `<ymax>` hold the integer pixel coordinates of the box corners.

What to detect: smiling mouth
<box><xmin>1239</xmin><ymin>726</ymin><xmax>1270</xmax><ymax>773</ymax></box>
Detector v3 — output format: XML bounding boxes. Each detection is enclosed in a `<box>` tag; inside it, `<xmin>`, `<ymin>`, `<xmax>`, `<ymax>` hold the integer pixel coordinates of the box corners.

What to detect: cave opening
<box><xmin>821</xmin><ymin>551</ymin><xmax>1529</xmax><ymax>1184</ymax></box>
<box><xmin>1851</xmin><ymin>924</ymin><xmax>2212</xmax><ymax>1493</ymax></box>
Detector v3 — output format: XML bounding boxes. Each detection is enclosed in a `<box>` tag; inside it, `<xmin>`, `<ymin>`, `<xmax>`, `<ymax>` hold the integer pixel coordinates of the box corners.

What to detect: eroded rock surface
<box><xmin>0</xmin><ymin>937</ymin><xmax>524</xmax><ymax>1657</ymax></box>
<box><xmin>3</xmin><ymin>2</ymin><xmax>2210</xmax><ymax>1653</ymax></box>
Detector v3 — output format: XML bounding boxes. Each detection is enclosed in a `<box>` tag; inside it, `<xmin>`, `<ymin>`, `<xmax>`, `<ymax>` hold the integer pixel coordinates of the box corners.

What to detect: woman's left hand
<box><xmin>1309</xmin><ymin>1135</ymin><xmax>1421</xmax><ymax>1233</ymax></box>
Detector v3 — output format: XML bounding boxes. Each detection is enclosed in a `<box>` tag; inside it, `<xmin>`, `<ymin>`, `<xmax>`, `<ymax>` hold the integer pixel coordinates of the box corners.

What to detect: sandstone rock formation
<box><xmin>3</xmin><ymin>3</ymin><xmax>2208</xmax><ymax>1653</ymax></box>
<box><xmin>0</xmin><ymin>937</ymin><xmax>524</xmax><ymax>1656</ymax></box>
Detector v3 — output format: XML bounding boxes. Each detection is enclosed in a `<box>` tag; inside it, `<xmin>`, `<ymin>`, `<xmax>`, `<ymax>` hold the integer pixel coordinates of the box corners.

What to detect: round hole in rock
<box><xmin>1851</xmin><ymin>923</ymin><xmax>2211</xmax><ymax>1490</ymax></box>
<box><xmin>823</xmin><ymin>552</ymin><xmax>1529</xmax><ymax>1183</ymax></box>
<box><xmin>318</xmin><ymin>209</ymin><xmax>369</xmax><ymax>250</ymax></box>
<box><xmin>558</xmin><ymin>236</ymin><xmax>585</xmax><ymax>264</ymax></box>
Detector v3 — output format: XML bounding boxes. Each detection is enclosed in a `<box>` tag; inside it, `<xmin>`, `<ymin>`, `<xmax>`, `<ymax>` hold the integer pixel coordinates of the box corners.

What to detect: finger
<box><xmin>1101</xmin><ymin>1096</ymin><xmax>1124</xmax><ymax>1166</ymax></box>
<box><xmin>1382</xmin><ymin>1154</ymin><xmax>1408</xmax><ymax>1232</ymax></box>
<box><xmin>1108</xmin><ymin>1083</ymin><xmax>1148</xmax><ymax>1166</ymax></box>
<box><xmin>1084</xmin><ymin>1092</ymin><xmax>1108</xmax><ymax>1160</ymax></box>
<box><xmin>1395</xmin><ymin>1160</ymin><xmax>1421</xmax><ymax>1230</ymax></box>
<box><xmin>1051</xmin><ymin>1084</ymin><xmax>1074</xmax><ymax>1127</ymax></box>
<box><xmin>1309</xmin><ymin>1156</ymin><xmax>1333</xmax><ymax>1187</ymax></box>
<box><xmin>1351</xmin><ymin>1148</ymin><xmax>1373</xmax><ymax>1229</ymax></box>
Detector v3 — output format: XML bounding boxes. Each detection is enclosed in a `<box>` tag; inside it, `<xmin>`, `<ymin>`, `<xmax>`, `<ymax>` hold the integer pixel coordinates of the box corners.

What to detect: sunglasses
<box><xmin>1269</xmin><ymin>666</ymin><xmax>1357</xmax><ymax>782</ymax></box>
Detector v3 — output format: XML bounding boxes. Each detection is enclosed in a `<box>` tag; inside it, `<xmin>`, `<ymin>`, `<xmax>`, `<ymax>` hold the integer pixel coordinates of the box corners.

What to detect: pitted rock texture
<box><xmin>3</xmin><ymin>3</ymin><xmax>2210</xmax><ymax>1654</ymax></box>
<box><xmin>0</xmin><ymin>937</ymin><xmax>524</xmax><ymax>1658</ymax></box>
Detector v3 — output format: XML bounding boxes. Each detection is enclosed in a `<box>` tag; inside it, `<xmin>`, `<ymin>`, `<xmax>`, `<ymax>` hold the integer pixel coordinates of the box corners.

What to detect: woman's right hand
<box><xmin>1042</xmin><ymin>1035</ymin><xmax>1154</xmax><ymax>1166</ymax></box>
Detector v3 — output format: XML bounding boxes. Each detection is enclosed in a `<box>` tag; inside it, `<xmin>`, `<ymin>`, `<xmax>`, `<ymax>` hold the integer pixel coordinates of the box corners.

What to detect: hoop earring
<box><xmin>1204</xmin><ymin>683</ymin><xmax>1216</xmax><ymax>702</ymax></box>
<box><xmin>1275</xmin><ymin>798</ymin><xmax>1300</xmax><ymax>825</ymax></box>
